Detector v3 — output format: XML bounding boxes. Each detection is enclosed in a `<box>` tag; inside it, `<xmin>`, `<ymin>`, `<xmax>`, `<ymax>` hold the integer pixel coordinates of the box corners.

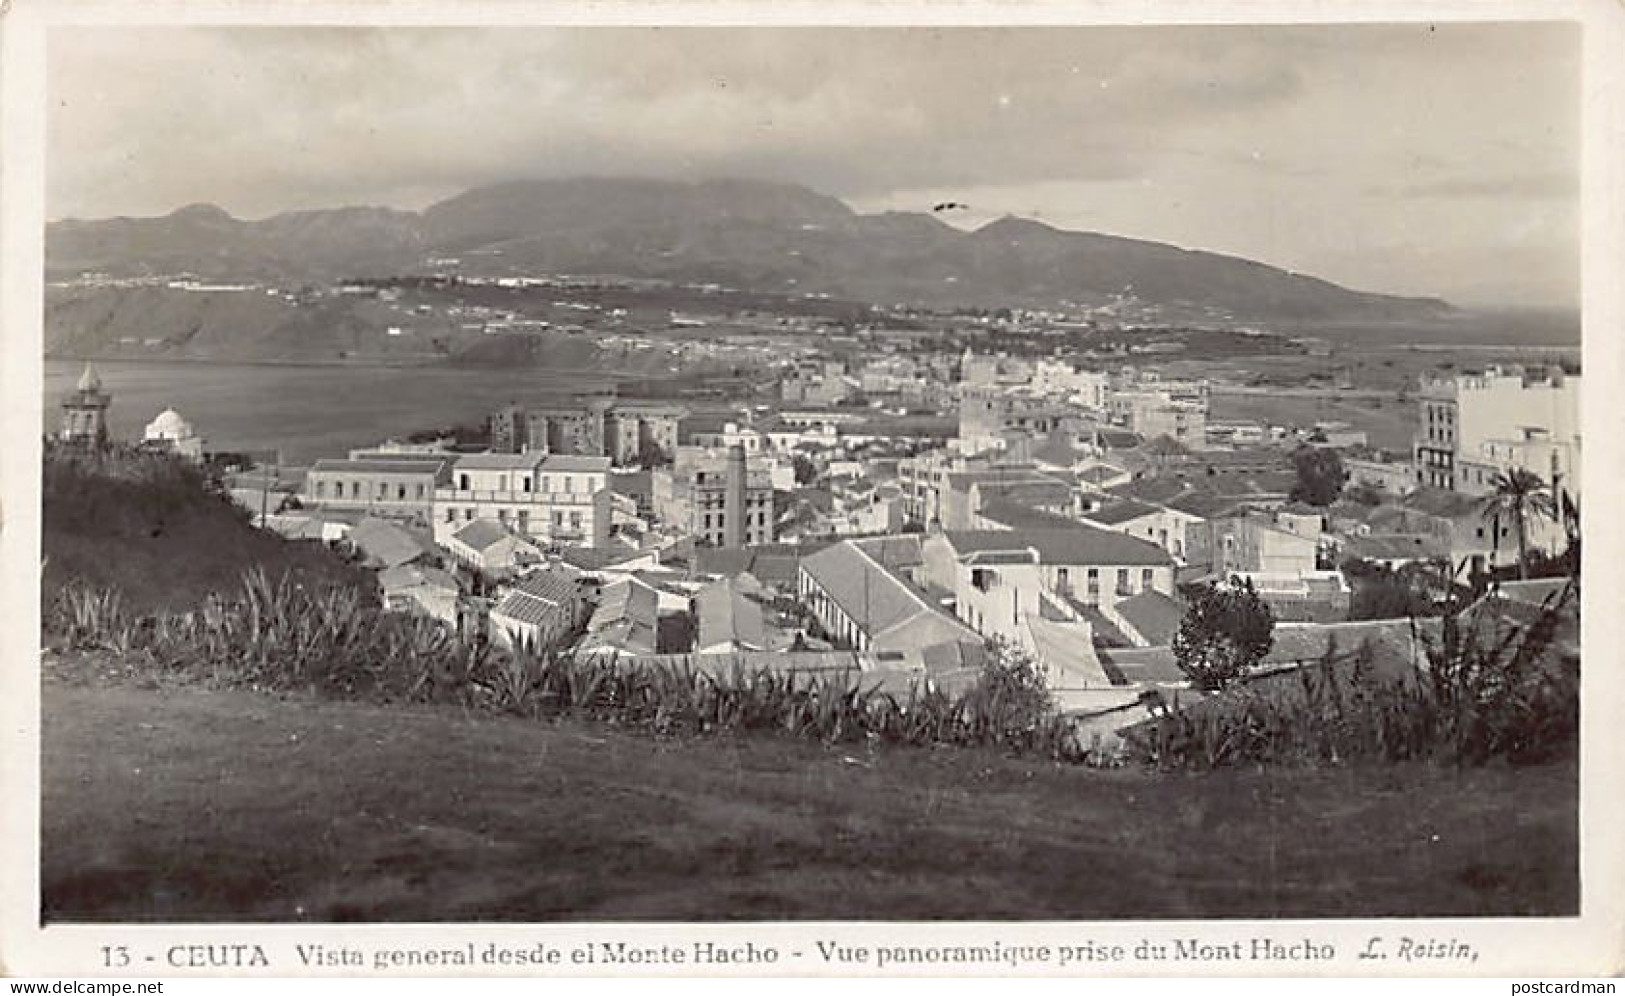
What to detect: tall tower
<box><xmin>60</xmin><ymin>363</ymin><xmax>111</xmax><ymax>446</ymax></box>
<box><xmin>723</xmin><ymin>444</ymin><xmax>747</xmax><ymax>550</ymax></box>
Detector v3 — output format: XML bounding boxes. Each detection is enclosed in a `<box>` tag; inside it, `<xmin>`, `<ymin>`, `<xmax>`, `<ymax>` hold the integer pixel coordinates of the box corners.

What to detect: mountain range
<box><xmin>47</xmin><ymin>177</ymin><xmax>1451</xmax><ymax>322</ymax></box>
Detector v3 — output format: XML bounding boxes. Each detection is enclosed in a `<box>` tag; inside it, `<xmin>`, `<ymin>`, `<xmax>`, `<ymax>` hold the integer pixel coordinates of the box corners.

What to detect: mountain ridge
<box><xmin>47</xmin><ymin>176</ymin><xmax>1452</xmax><ymax>320</ymax></box>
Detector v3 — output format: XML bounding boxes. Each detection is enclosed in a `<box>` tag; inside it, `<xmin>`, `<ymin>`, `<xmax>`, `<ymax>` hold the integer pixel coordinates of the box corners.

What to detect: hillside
<box><xmin>41</xmin><ymin>681</ymin><xmax>1576</xmax><ymax>921</ymax></box>
<box><xmin>47</xmin><ymin>177</ymin><xmax>1451</xmax><ymax>324</ymax></box>
<box><xmin>42</xmin><ymin>446</ymin><xmax>369</xmax><ymax>613</ymax></box>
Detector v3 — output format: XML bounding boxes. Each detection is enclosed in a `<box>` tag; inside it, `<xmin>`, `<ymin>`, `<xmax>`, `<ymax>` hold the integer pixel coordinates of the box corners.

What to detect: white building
<box><xmin>433</xmin><ymin>452</ymin><xmax>612</xmax><ymax>548</ymax></box>
<box><xmin>141</xmin><ymin>409</ymin><xmax>204</xmax><ymax>459</ymax></box>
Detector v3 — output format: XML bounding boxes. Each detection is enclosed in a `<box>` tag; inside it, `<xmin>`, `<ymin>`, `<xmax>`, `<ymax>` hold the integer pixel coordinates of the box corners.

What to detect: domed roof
<box><xmin>144</xmin><ymin>408</ymin><xmax>195</xmax><ymax>439</ymax></box>
<box><xmin>76</xmin><ymin>363</ymin><xmax>102</xmax><ymax>393</ymax></box>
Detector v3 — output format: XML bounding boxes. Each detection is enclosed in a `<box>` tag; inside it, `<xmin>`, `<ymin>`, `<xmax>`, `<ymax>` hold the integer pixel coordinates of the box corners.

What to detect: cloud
<box><xmin>1376</xmin><ymin>173</ymin><xmax>1579</xmax><ymax>200</ymax></box>
<box><xmin>42</xmin><ymin>21</ymin><xmax>1580</xmax><ymax>307</ymax></box>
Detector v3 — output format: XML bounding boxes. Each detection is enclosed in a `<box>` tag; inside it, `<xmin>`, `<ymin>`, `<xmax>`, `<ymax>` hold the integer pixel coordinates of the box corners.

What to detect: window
<box><xmin>569</xmin><ymin>512</ymin><xmax>582</xmax><ymax>530</ymax></box>
<box><xmin>377</xmin><ymin>483</ymin><xmax>388</xmax><ymax>499</ymax></box>
<box><xmin>1116</xmin><ymin>568</ymin><xmax>1130</xmax><ymax>594</ymax></box>
<box><xmin>498</xmin><ymin>509</ymin><xmax>508</xmax><ymax>522</ymax></box>
<box><xmin>1057</xmin><ymin>567</ymin><xmax>1070</xmax><ymax>590</ymax></box>
<box><xmin>398</xmin><ymin>485</ymin><xmax>407</xmax><ymax>500</ymax></box>
<box><xmin>1142</xmin><ymin>568</ymin><xmax>1154</xmax><ymax>589</ymax></box>
<box><xmin>315</xmin><ymin>481</ymin><xmax>326</xmax><ymax>498</ymax></box>
<box><xmin>563</xmin><ymin>476</ymin><xmax>574</xmax><ymax>493</ymax></box>
<box><xmin>517</xmin><ymin>510</ymin><xmax>529</xmax><ymax>530</ymax></box>
<box><xmin>463</xmin><ymin>508</ymin><xmax>474</xmax><ymax>521</ymax></box>
<box><xmin>445</xmin><ymin>507</ymin><xmax>455</xmax><ymax>523</ymax></box>
<box><xmin>415</xmin><ymin>484</ymin><xmax>424</xmax><ymax>499</ymax></box>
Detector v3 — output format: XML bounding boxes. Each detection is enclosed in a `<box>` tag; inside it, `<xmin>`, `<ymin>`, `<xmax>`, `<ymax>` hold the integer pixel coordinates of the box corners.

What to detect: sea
<box><xmin>42</xmin><ymin>359</ymin><xmax>612</xmax><ymax>466</ymax></box>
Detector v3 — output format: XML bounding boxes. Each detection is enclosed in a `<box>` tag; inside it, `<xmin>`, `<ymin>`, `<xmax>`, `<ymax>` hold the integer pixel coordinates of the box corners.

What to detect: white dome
<box><xmin>144</xmin><ymin>408</ymin><xmax>195</xmax><ymax>440</ymax></box>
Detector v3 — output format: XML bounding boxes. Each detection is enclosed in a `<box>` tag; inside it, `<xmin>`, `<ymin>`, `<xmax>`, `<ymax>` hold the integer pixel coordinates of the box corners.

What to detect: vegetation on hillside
<box><xmin>42</xmin><ymin>441</ymin><xmax>369</xmax><ymax>613</ymax></box>
<box><xmin>1130</xmin><ymin>581</ymin><xmax>1577</xmax><ymax>772</ymax></box>
<box><xmin>42</xmin><ymin>443</ymin><xmax>1579</xmax><ymax>774</ymax></box>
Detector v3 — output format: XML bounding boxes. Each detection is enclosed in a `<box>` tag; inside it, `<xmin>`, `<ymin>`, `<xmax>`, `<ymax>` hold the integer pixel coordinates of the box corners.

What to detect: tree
<box><xmin>1479</xmin><ymin>468</ymin><xmax>1556</xmax><ymax>581</ymax></box>
<box><xmin>1172</xmin><ymin>579</ymin><xmax>1276</xmax><ymax>691</ymax></box>
<box><xmin>791</xmin><ymin>452</ymin><xmax>818</xmax><ymax>486</ymax></box>
<box><xmin>1290</xmin><ymin>446</ymin><xmax>1346</xmax><ymax>506</ymax></box>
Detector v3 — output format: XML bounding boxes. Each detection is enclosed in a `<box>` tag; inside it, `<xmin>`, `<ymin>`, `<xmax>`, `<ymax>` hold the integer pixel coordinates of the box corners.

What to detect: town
<box><xmin>55</xmin><ymin>315</ymin><xmax>1580</xmax><ymax>746</ymax></box>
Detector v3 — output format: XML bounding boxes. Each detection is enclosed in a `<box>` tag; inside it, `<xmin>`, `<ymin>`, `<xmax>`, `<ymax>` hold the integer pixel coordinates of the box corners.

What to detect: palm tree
<box><xmin>1479</xmin><ymin>468</ymin><xmax>1557</xmax><ymax>581</ymax></box>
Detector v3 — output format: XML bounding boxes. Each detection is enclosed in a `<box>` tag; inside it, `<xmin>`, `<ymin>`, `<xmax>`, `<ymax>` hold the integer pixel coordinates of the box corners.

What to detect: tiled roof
<box><xmin>1344</xmin><ymin>533</ymin><xmax>1444</xmax><ymax>561</ymax></box>
<box><xmin>379</xmin><ymin>562</ymin><xmax>460</xmax><ymax>593</ymax></box>
<box><xmin>944</xmin><ymin>527</ymin><xmax>1173</xmax><ymax>567</ymax></box>
<box><xmin>976</xmin><ymin>499</ymin><xmax>1079</xmax><ymax>531</ymax></box>
<box><xmin>695</xmin><ymin>578</ymin><xmax>767</xmax><ymax>650</ymax></box>
<box><xmin>452</xmin><ymin>519</ymin><xmax>515</xmax><ymax>553</ymax></box>
<box><xmin>1094</xmin><ymin>645</ymin><xmax>1185</xmax><ymax>685</ymax></box>
<box><xmin>492</xmin><ymin>590</ymin><xmax>570</xmax><ymax>627</ymax></box>
<box><xmin>1114</xmin><ymin>589</ymin><xmax>1184</xmax><ymax>647</ymax></box>
<box><xmin>801</xmin><ymin>541</ymin><xmax>971</xmax><ymax>642</ymax></box>
<box><xmin>542</xmin><ymin>454</ymin><xmax>613</xmax><ymax>473</ymax></box>
<box><xmin>1083</xmin><ymin>499</ymin><xmax>1163</xmax><ymax>526</ymax></box>
<box><xmin>558</xmin><ymin>546</ymin><xmax>644</xmax><ymax>571</ymax></box>
<box><xmin>1096</xmin><ymin>430</ymin><xmax>1143</xmax><ymax>450</ymax></box>
<box><xmin>581</xmin><ymin>579</ymin><xmax>660</xmax><ymax>656</ymax></box>
<box><xmin>514</xmin><ymin>567</ymin><xmax>581</xmax><ymax>602</ymax></box>
<box><xmin>453</xmin><ymin>452</ymin><xmax>548</xmax><ymax>472</ymax></box>
<box><xmin>851</xmin><ymin>535</ymin><xmax>924</xmax><ymax>569</ymax></box>
<box><xmin>309</xmin><ymin>458</ymin><xmax>447</xmax><ymax>476</ymax></box>
<box><xmin>1108</xmin><ymin>476</ymin><xmax>1192</xmax><ymax>505</ymax></box>
<box><xmin>976</xmin><ymin>479</ymin><xmax>1075</xmax><ymax>507</ymax></box>
<box><xmin>350</xmin><ymin>516</ymin><xmax>433</xmax><ymax>569</ymax></box>
<box><xmin>1078</xmin><ymin>464</ymin><xmax>1127</xmax><ymax>485</ymax></box>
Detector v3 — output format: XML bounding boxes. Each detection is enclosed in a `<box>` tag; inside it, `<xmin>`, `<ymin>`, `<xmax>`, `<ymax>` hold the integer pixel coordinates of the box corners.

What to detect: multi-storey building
<box><xmin>1413</xmin><ymin>365</ymin><xmax>1580</xmax><ymax>507</ymax></box>
<box><xmin>432</xmin><ymin>452</ymin><xmax>612</xmax><ymax>548</ymax></box>
<box><xmin>652</xmin><ymin>445</ymin><xmax>775</xmax><ymax>548</ymax></box>
<box><xmin>305</xmin><ymin>454</ymin><xmax>454</xmax><ymax>525</ymax></box>
<box><xmin>490</xmin><ymin>398</ymin><xmax>685</xmax><ymax>467</ymax></box>
<box><xmin>958</xmin><ymin>387</ymin><xmax>1071</xmax><ymax>454</ymax></box>
<box><xmin>1413</xmin><ymin>378</ymin><xmax>1460</xmax><ymax>491</ymax></box>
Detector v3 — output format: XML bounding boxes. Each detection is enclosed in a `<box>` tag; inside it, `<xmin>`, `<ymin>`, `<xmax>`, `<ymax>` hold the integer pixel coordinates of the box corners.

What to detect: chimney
<box><xmin>724</xmin><ymin>444</ymin><xmax>747</xmax><ymax>549</ymax></box>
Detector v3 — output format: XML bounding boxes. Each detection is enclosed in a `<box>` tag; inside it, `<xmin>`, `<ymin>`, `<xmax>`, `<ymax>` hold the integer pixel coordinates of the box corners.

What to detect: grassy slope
<box><xmin>41</xmin><ymin>680</ymin><xmax>1577</xmax><ymax>922</ymax></box>
<box><xmin>42</xmin><ymin>452</ymin><xmax>369</xmax><ymax>614</ymax></box>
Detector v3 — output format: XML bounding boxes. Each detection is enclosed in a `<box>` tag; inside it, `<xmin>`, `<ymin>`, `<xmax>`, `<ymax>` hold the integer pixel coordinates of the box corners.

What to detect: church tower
<box><xmin>60</xmin><ymin>363</ymin><xmax>111</xmax><ymax>446</ymax></box>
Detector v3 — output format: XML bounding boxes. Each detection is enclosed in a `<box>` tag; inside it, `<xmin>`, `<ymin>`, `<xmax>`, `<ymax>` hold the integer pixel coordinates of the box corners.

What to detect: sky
<box><xmin>46</xmin><ymin>23</ymin><xmax>1579</xmax><ymax>309</ymax></box>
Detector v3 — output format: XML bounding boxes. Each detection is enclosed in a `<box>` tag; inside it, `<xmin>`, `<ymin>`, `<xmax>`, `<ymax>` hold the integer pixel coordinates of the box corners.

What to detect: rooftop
<box><xmin>695</xmin><ymin>577</ymin><xmax>768</xmax><ymax>651</ymax></box>
<box><xmin>451</xmin><ymin>518</ymin><xmax>521</xmax><ymax>553</ymax></box>
<box><xmin>943</xmin><ymin>527</ymin><xmax>1173</xmax><ymax>567</ymax></box>
<box><xmin>542</xmin><ymin>454</ymin><xmax>613</xmax><ymax>473</ymax></box>
<box><xmin>1113</xmin><ymin>589</ymin><xmax>1184</xmax><ymax>647</ymax></box>
<box><xmin>1082</xmin><ymin>499</ymin><xmax>1164</xmax><ymax>527</ymax></box>
<box><xmin>453</xmin><ymin>452</ymin><xmax>548</xmax><ymax>472</ymax></box>
<box><xmin>801</xmin><ymin>540</ymin><xmax>970</xmax><ymax>642</ymax></box>
<box><xmin>310</xmin><ymin>458</ymin><xmax>449</xmax><ymax>476</ymax></box>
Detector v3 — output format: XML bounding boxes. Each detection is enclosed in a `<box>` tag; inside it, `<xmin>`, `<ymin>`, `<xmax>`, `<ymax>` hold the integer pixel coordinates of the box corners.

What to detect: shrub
<box><xmin>1127</xmin><ymin>581</ymin><xmax>1577</xmax><ymax>771</ymax></box>
<box><xmin>1172</xmin><ymin>579</ymin><xmax>1276</xmax><ymax>690</ymax></box>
